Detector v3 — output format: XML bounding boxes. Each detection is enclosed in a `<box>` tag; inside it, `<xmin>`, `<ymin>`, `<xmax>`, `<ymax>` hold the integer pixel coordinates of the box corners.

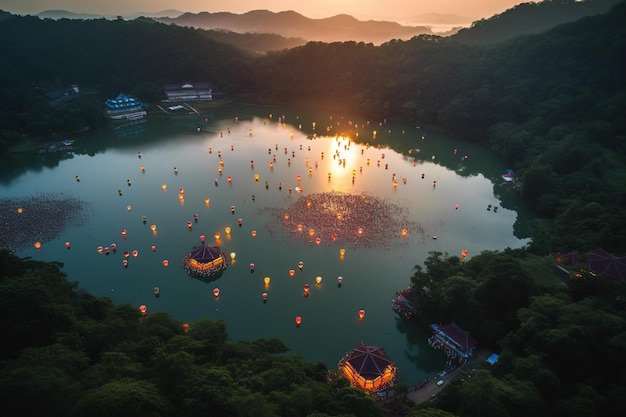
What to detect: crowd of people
<box><xmin>263</xmin><ymin>191</ymin><xmax>433</xmax><ymax>249</ymax></box>
<box><xmin>0</xmin><ymin>193</ymin><xmax>89</xmax><ymax>252</ymax></box>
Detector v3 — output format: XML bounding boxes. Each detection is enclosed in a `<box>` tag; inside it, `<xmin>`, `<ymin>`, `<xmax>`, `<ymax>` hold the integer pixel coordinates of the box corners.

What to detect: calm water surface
<box><xmin>3</xmin><ymin>105</ymin><xmax>530</xmax><ymax>386</ymax></box>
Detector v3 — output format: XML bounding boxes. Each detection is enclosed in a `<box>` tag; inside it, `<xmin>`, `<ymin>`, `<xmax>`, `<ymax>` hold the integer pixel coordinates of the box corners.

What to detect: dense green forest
<box><xmin>1</xmin><ymin>1</ymin><xmax>626</xmax><ymax>416</ymax></box>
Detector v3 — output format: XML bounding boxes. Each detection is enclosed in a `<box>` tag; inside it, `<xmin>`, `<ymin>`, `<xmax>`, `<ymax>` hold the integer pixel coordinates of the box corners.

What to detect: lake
<box><xmin>2</xmin><ymin>103</ymin><xmax>530</xmax><ymax>386</ymax></box>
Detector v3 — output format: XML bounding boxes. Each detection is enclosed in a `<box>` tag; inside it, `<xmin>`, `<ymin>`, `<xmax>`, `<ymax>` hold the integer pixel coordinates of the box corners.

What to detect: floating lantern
<box><xmin>162</xmin><ymin>259</ymin><xmax>169</xmax><ymax>267</ymax></box>
<box><xmin>254</xmin><ymin>174</ymin><xmax>259</xmax><ymax>181</ymax></box>
<box><xmin>121</xmin><ymin>229</ymin><xmax>127</xmax><ymax>237</ymax></box>
<box><xmin>34</xmin><ymin>241</ymin><xmax>42</xmax><ymax>249</ymax></box>
<box><xmin>262</xmin><ymin>292</ymin><xmax>268</xmax><ymax>302</ymax></box>
<box><xmin>359</xmin><ymin>309</ymin><xmax>366</xmax><ymax>321</ymax></box>
<box><xmin>97</xmin><ymin>246</ymin><xmax>103</xmax><ymax>254</ymax></box>
<box><xmin>123</xmin><ymin>251</ymin><xmax>130</xmax><ymax>258</ymax></box>
<box><xmin>174</xmin><ymin>167</ymin><xmax>178</xmax><ymax>174</ymax></box>
<box><xmin>118</xmin><ymin>189</ymin><xmax>123</xmax><ymax>195</ymax></box>
<box><xmin>306</xmin><ymin>200</ymin><xmax>311</xmax><ymax>208</ymax></box>
<box><xmin>308</xmin><ymin>229</ymin><xmax>315</xmax><ymax>237</ymax></box>
<box><xmin>315</xmin><ymin>276</ymin><xmax>322</xmax><ymax>285</ymax></box>
<box><xmin>139</xmin><ymin>305</ymin><xmax>147</xmax><ymax>315</ymax></box>
<box><xmin>298</xmin><ymin>261</ymin><xmax>304</xmax><ymax>270</ymax></box>
<box><xmin>151</xmin><ymin>224</ymin><xmax>157</xmax><ymax>232</ymax></box>
<box><xmin>315</xmin><ymin>237</ymin><xmax>321</xmax><ymax>245</ymax></box>
<box><xmin>132</xmin><ymin>250</ymin><xmax>138</xmax><ymax>258</ymax></box>
<box><xmin>304</xmin><ymin>284</ymin><xmax>310</xmax><ymax>296</ymax></box>
<box><xmin>251</xmin><ymin>230</ymin><xmax>257</xmax><ymax>237</ymax></box>
<box><xmin>162</xmin><ymin>184</ymin><xmax>167</xmax><ymax>191</ymax></box>
<box><xmin>153</xmin><ymin>287</ymin><xmax>160</xmax><ymax>296</ymax></box>
<box><xmin>122</xmin><ymin>259</ymin><xmax>128</xmax><ymax>267</ymax></box>
<box><xmin>338</xmin><ymin>276</ymin><xmax>343</xmax><ymax>287</ymax></box>
<box><xmin>295</xmin><ymin>316</ymin><xmax>302</xmax><ymax>327</ymax></box>
<box><xmin>264</xmin><ymin>276</ymin><xmax>271</xmax><ymax>286</ymax></box>
<box><xmin>250</xmin><ymin>263</ymin><xmax>255</xmax><ymax>271</ymax></box>
<box><xmin>230</xmin><ymin>205</ymin><xmax>235</xmax><ymax>213</ymax></box>
<box><xmin>357</xmin><ymin>228</ymin><xmax>364</xmax><ymax>236</ymax></box>
<box><xmin>65</xmin><ymin>241</ymin><xmax>70</xmax><ymax>249</ymax></box>
<box><xmin>227</xmin><ymin>175</ymin><xmax>232</xmax><ymax>182</ymax></box>
<box><xmin>284</xmin><ymin>213</ymin><xmax>289</xmax><ymax>221</ymax></box>
<box><xmin>179</xmin><ymin>193</ymin><xmax>184</xmax><ymax>200</ymax></box>
<box><xmin>238</xmin><ymin>218</ymin><xmax>243</xmax><ymax>226</ymax></box>
<box><xmin>187</xmin><ymin>221</ymin><xmax>193</xmax><ymax>229</ymax></box>
<box><xmin>151</xmin><ymin>245</ymin><xmax>156</xmax><ymax>252</ymax></box>
<box><xmin>340</xmin><ymin>248</ymin><xmax>346</xmax><ymax>257</ymax></box>
<box><xmin>461</xmin><ymin>249</ymin><xmax>469</xmax><ymax>259</ymax></box>
<box><xmin>182</xmin><ymin>323</ymin><xmax>189</xmax><ymax>332</ymax></box>
<box><xmin>127</xmin><ymin>205</ymin><xmax>132</xmax><ymax>211</ymax></box>
<box><xmin>225</xmin><ymin>226</ymin><xmax>231</xmax><ymax>234</ymax></box>
<box><xmin>332</xmin><ymin>233</ymin><xmax>338</xmax><ymax>241</ymax></box>
<box><xmin>214</xmin><ymin>232</ymin><xmax>221</xmax><ymax>240</ymax></box>
<box><xmin>213</xmin><ymin>288</ymin><xmax>220</xmax><ymax>298</ymax></box>
<box><xmin>289</xmin><ymin>269</ymin><xmax>295</xmax><ymax>277</ymax></box>
<box><xmin>142</xmin><ymin>216</ymin><xmax>147</xmax><ymax>223</ymax></box>
<box><xmin>111</xmin><ymin>243</ymin><xmax>117</xmax><ymax>251</ymax></box>
<box><xmin>140</xmin><ymin>165</ymin><xmax>145</xmax><ymax>172</ymax></box>
<box><xmin>200</xmin><ymin>235</ymin><xmax>205</xmax><ymax>243</ymax></box>
<box><xmin>401</xmin><ymin>229</ymin><xmax>408</xmax><ymax>237</ymax></box>
<box><xmin>104</xmin><ymin>247</ymin><xmax>110</xmax><ymax>255</ymax></box>
<box><xmin>17</xmin><ymin>207</ymin><xmax>23</xmax><ymax>214</ymax></box>
<box><xmin>230</xmin><ymin>252</ymin><xmax>236</xmax><ymax>261</ymax></box>
<box><xmin>204</xmin><ymin>198</ymin><xmax>210</xmax><ymax>205</ymax></box>
<box><xmin>297</xmin><ymin>224</ymin><xmax>303</xmax><ymax>232</ymax></box>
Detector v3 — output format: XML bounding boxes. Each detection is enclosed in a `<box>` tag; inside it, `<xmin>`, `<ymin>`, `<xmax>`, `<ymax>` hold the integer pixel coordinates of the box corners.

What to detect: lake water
<box><xmin>2</xmin><ymin>104</ymin><xmax>530</xmax><ymax>386</ymax></box>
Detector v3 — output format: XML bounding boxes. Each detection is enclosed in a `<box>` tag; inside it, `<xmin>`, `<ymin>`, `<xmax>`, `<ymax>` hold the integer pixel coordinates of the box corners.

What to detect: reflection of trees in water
<box><xmin>262</xmin><ymin>191</ymin><xmax>442</xmax><ymax>249</ymax></box>
<box><xmin>0</xmin><ymin>193</ymin><xmax>90</xmax><ymax>251</ymax></box>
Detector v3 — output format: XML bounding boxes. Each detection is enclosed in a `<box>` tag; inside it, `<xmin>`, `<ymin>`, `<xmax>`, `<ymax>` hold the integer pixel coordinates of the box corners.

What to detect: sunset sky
<box><xmin>2</xmin><ymin>0</ymin><xmax>528</xmax><ymax>22</ymax></box>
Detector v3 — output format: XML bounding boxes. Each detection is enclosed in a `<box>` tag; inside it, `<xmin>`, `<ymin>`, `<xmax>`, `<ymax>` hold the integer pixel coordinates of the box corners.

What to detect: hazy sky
<box><xmin>0</xmin><ymin>0</ymin><xmax>529</xmax><ymax>21</ymax></box>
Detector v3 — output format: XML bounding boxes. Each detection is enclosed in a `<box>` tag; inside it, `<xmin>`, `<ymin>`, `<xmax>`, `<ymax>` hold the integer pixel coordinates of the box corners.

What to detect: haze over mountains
<box><xmin>19</xmin><ymin>0</ymin><xmax>624</xmax><ymax>47</ymax></box>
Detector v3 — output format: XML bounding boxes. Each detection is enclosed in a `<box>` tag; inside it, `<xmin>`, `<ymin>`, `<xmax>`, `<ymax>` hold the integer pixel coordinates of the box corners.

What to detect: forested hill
<box><xmin>0</xmin><ymin>1</ymin><xmax>626</xmax><ymax>254</ymax></box>
<box><xmin>452</xmin><ymin>0</ymin><xmax>623</xmax><ymax>44</ymax></box>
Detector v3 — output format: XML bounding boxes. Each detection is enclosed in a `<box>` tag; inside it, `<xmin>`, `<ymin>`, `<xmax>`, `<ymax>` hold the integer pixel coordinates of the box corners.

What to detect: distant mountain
<box><xmin>37</xmin><ymin>10</ymin><xmax>104</xmax><ymax>20</ymax></box>
<box><xmin>452</xmin><ymin>0</ymin><xmax>623</xmax><ymax>44</ymax></box>
<box><xmin>156</xmin><ymin>9</ymin><xmax>434</xmax><ymax>44</ymax></box>
<box><xmin>125</xmin><ymin>10</ymin><xmax>184</xmax><ymax>19</ymax></box>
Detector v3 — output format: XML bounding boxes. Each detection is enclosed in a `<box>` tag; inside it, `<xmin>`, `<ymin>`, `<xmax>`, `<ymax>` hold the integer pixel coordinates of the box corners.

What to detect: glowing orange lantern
<box><xmin>17</xmin><ymin>207</ymin><xmax>23</xmax><ymax>214</ymax></box>
<box><xmin>182</xmin><ymin>323</ymin><xmax>189</xmax><ymax>332</ymax></box>
<box><xmin>339</xmin><ymin>248</ymin><xmax>346</xmax><ymax>256</ymax></box>
<box><xmin>97</xmin><ymin>246</ymin><xmax>103</xmax><ymax>254</ymax></box>
<box><xmin>121</xmin><ymin>229</ymin><xmax>127</xmax><ymax>237</ymax></box>
<box><xmin>65</xmin><ymin>241</ymin><xmax>70</xmax><ymax>249</ymax></box>
<box><xmin>139</xmin><ymin>305</ymin><xmax>147</xmax><ymax>315</ymax></box>
<box><xmin>34</xmin><ymin>241</ymin><xmax>42</xmax><ymax>249</ymax></box>
<box><xmin>140</xmin><ymin>165</ymin><xmax>145</xmax><ymax>171</ymax></box>
<box><xmin>162</xmin><ymin>184</ymin><xmax>167</xmax><ymax>190</ymax></box>
<box><xmin>200</xmin><ymin>235</ymin><xmax>205</xmax><ymax>243</ymax></box>
<box><xmin>284</xmin><ymin>214</ymin><xmax>289</xmax><ymax>220</ymax></box>
<box><xmin>214</xmin><ymin>232</ymin><xmax>221</xmax><ymax>240</ymax></box>
<box><xmin>289</xmin><ymin>269</ymin><xmax>295</xmax><ymax>277</ymax></box>
<box><xmin>306</xmin><ymin>200</ymin><xmax>311</xmax><ymax>208</ymax></box>
<box><xmin>151</xmin><ymin>224</ymin><xmax>157</xmax><ymax>232</ymax></box>
<box><xmin>132</xmin><ymin>250</ymin><xmax>138</xmax><ymax>258</ymax></box>
<box><xmin>461</xmin><ymin>249</ymin><xmax>469</xmax><ymax>259</ymax></box>
<box><xmin>401</xmin><ymin>229</ymin><xmax>408</xmax><ymax>237</ymax></box>
<box><xmin>308</xmin><ymin>229</ymin><xmax>315</xmax><ymax>237</ymax></box>
<box><xmin>127</xmin><ymin>205</ymin><xmax>132</xmax><ymax>211</ymax></box>
<box><xmin>295</xmin><ymin>316</ymin><xmax>302</xmax><ymax>327</ymax></box>
<box><xmin>123</xmin><ymin>251</ymin><xmax>130</xmax><ymax>258</ymax></box>
<box><xmin>213</xmin><ymin>288</ymin><xmax>220</xmax><ymax>298</ymax></box>
<box><xmin>264</xmin><ymin>276</ymin><xmax>271</xmax><ymax>286</ymax></box>
<box><xmin>357</xmin><ymin>228</ymin><xmax>364</xmax><ymax>236</ymax></box>
<box><xmin>297</xmin><ymin>224</ymin><xmax>303</xmax><ymax>232</ymax></box>
<box><xmin>304</xmin><ymin>284</ymin><xmax>310</xmax><ymax>295</ymax></box>
<box><xmin>151</xmin><ymin>245</ymin><xmax>156</xmax><ymax>252</ymax></box>
<box><xmin>359</xmin><ymin>309</ymin><xmax>366</xmax><ymax>321</ymax></box>
<box><xmin>298</xmin><ymin>261</ymin><xmax>304</xmax><ymax>270</ymax></box>
<box><xmin>230</xmin><ymin>252</ymin><xmax>236</xmax><ymax>261</ymax></box>
<box><xmin>122</xmin><ymin>259</ymin><xmax>128</xmax><ymax>267</ymax></box>
<box><xmin>315</xmin><ymin>276</ymin><xmax>322</xmax><ymax>285</ymax></box>
<box><xmin>225</xmin><ymin>226</ymin><xmax>231</xmax><ymax>234</ymax></box>
<box><xmin>162</xmin><ymin>259</ymin><xmax>169</xmax><ymax>267</ymax></box>
<box><xmin>205</xmin><ymin>197</ymin><xmax>210</xmax><ymax>205</ymax></box>
<box><xmin>315</xmin><ymin>237</ymin><xmax>321</xmax><ymax>245</ymax></box>
<box><xmin>251</xmin><ymin>230</ymin><xmax>257</xmax><ymax>237</ymax></box>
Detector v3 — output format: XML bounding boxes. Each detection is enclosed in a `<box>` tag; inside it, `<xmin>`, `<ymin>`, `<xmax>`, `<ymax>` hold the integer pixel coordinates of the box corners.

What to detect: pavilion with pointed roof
<box><xmin>338</xmin><ymin>342</ymin><xmax>398</xmax><ymax>392</ymax></box>
<box><xmin>182</xmin><ymin>245</ymin><xmax>228</xmax><ymax>279</ymax></box>
<box><xmin>587</xmin><ymin>248</ymin><xmax>626</xmax><ymax>281</ymax></box>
